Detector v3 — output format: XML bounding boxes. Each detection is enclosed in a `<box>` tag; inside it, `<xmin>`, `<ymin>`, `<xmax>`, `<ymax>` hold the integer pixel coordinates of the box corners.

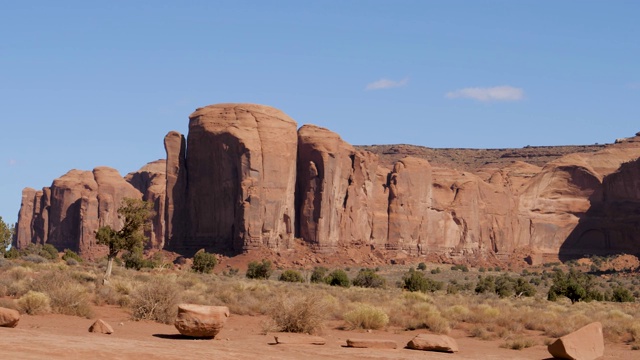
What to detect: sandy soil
<box><xmin>1</xmin><ymin>305</ymin><xmax>635</xmax><ymax>360</ymax></box>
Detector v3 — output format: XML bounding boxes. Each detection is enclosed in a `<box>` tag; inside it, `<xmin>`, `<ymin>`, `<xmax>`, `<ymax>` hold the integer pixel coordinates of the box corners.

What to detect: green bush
<box><xmin>62</xmin><ymin>249</ymin><xmax>83</xmax><ymax>263</ymax></box>
<box><xmin>430</xmin><ymin>267</ymin><xmax>442</xmax><ymax>274</ymax></box>
<box><xmin>310</xmin><ymin>267</ymin><xmax>328</xmax><ymax>283</ymax></box>
<box><xmin>246</xmin><ymin>259</ymin><xmax>273</xmax><ymax>280</ymax></box>
<box><xmin>402</xmin><ymin>268</ymin><xmax>443</xmax><ymax>293</ymax></box>
<box><xmin>325</xmin><ymin>269</ymin><xmax>350</xmax><ymax>287</ymax></box>
<box><xmin>352</xmin><ymin>268</ymin><xmax>385</xmax><ymax>288</ymax></box>
<box><xmin>279</xmin><ymin>269</ymin><xmax>305</xmax><ymax>283</ymax></box>
<box><xmin>40</xmin><ymin>244</ymin><xmax>59</xmax><ymax>260</ymax></box>
<box><xmin>547</xmin><ymin>269</ymin><xmax>603</xmax><ymax>303</ymax></box>
<box><xmin>611</xmin><ymin>286</ymin><xmax>635</xmax><ymax>302</ymax></box>
<box><xmin>192</xmin><ymin>251</ymin><xmax>217</xmax><ymax>274</ymax></box>
<box><xmin>417</xmin><ymin>262</ymin><xmax>427</xmax><ymax>271</ymax></box>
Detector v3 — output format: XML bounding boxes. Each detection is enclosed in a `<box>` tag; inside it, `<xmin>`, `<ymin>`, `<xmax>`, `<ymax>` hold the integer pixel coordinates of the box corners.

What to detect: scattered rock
<box><xmin>346</xmin><ymin>338</ymin><xmax>397</xmax><ymax>349</ymax></box>
<box><xmin>273</xmin><ymin>333</ymin><xmax>326</xmax><ymax>345</ymax></box>
<box><xmin>548</xmin><ymin>322</ymin><xmax>604</xmax><ymax>360</ymax></box>
<box><xmin>0</xmin><ymin>307</ymin><xmax>20</xmax><ymax>328</ymax></box>
<box><xmin>174</xmin><ymin>304</ymin><xmax>229</xmax><ymax>338</ymax></box>
<box><xmin>406</xmin><ymin>334</ymin><xmax>459</xmax><ymax>353</ymax></box>
<box><xmin>88</xmin><ymin>319</ymin><xmax>113</xmax><ymax>334</ymax></box>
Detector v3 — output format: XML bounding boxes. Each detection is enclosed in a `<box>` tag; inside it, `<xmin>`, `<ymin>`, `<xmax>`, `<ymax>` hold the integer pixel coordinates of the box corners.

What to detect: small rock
<box><xmin>88</xmin><ymin>319</ymin><xmax>114</xmax><ymax>334</ymax></box>
<box><xmin>406</xmin><ymin>334</ymin><xmax>459</xmax><ymax>353</ymax></box>
<box><xmin>273</xmin><ymin>333</ymin><xmax>326</xmax><ymax>345</ymax></box>
<box><xmin>0</xmin><ymin>307</ymin><xmax>20</xmax><ymax>328</ymax></box>
<box><xmin>548</xmin><ymin>322</ymin><xmax>604</xmax><ymax>360</ymax></box>
<box><xmin>346</xmin><ymin>338</ymin><xmax>397</xmax><ymax>349</ymax></box>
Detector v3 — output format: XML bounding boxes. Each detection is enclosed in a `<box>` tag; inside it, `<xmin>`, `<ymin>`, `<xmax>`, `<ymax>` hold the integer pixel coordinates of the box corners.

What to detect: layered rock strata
<box><xmin>13</xmin><ymin>103</ymin><xmax>640</xmax><ymax>262</ymax></box>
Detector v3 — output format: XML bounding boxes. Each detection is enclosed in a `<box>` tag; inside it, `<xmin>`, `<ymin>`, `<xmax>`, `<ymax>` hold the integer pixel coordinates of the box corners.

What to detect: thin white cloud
<box><xmin>365</xmin><ymin>77</ymin><xmax>409</xmax><ymax>91</ymax></box>
<box><xmin>446</xmin><ymin>86</ymin><xmax>524</xmax><ymax>102</ymax></box>
<box><xmin>8</xmin><ymin>159</ymin><xmax>17</xmax><ymax>166</ymax></box>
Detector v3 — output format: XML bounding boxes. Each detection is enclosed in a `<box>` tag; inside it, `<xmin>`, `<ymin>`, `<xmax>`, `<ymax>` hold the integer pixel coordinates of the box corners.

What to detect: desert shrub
<box><xmin>0</xmin><ymin>298</ymin><xmax>18</xmax><ymax>310</ymax></box>
<box><xmin>130</xmin><ymin>277</ymin><xmax>181</xmax><ymax>324</ymax></box>
<box><xmin>279</xmin><ymin>270</ymin><xmax>305</xmax><ymax>283</ymax></box>
<box><xmin>402</xmin><ymin>268</ymin><xmax>443</xmax><ymax>293</ymax></box>
<box><xmin>325</xmin><ymin>269</ymin><xmax>350</xmax><ymax>287</ymax></box>
<box><xmin>611</xmin><ymin>286</ymin><xmax>635</xmax><ymax>302</ymax></box>
<box><xmin>40</xmin><ymin>244</ymin><xmax>59</xmax><ymax>260</ymax></box>
<box><xmin>352</xmin><ymin>268</ymin><xmax>385</xmax><ymax>288</ymax></box>
<box><xmin>122</xmin><ymin>249</ymin><xmax>156</xmax><ymax>270</ymax></box>
<box><xmin>501</xmin><ymin>337</ymin><xmax>536</xmax><ymax>350</ymax></box>
<box><xmin>266</xmin><ymin>292</ymin><xmax>329</xmax><ymax>334</ymax></box>
<box><xmin>310</xmin><ymin>267</ymin><xmax>328</xmax><ymax>283</ymax></box>
<box><xmin>4</xmin><ymin>247</ymin><xmax>20</xmax><ymax>259</ymax></box>
<box><xmin>343</xmin><ymin>303</ymin><xmax>389</xmax><ymax>330</ymax></box>
<box><xmin>401</xmin><ymin>302</ymin><xmax>450</xmax><ymax>334</ymax></box>
<box><xmin>246</xmin><ymin>259</ymin><xmax>273</xmax><ymax>280</ymax></box>
<box><xmin>22</xmin><ymin>254</ymin><xmax>47</xmax><ymax>264</ymax></box>
<box><xmin>192</xmin><ymin>251</ymin><xmax>217</xmax><ymax>274</ymax></box>
<box><xmin>417</xmin><ymin>262</ymin><xmax>427</xmax><ymax>271</ymax></box>
<box><xmin>548</xmin><ymin>269</ymin><xmax>603</xmax><ymax>303</ymax></box>
<box><xmin>17</xmin><ymin>291</ymin><xmax>51</xmax><ymax>315</ymax></box>
<box><xmin>47</xmin><ymin>282</ymin><xmax>94</xmax><ymax>318</ymax></box>
<box><xmin>62</xmin><ymin>249</ymin><xmax>82</xmax><ymax>263</ymax></box>
<box><xmin>451</xmin><ymin>264</ymin><xmax>469</xmax><ymax>272</ymax></box>
<box><xmin>430</xmin><ymin>267</ymin><xmax>442</xmax><ymax>274</ymax></box>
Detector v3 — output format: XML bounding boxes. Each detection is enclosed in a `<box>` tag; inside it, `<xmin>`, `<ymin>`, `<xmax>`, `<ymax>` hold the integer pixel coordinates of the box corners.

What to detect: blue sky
<box><xmin>1</xmin><ymin>1</ymin><xmax>639</xmax><ymax>225</ymax></box>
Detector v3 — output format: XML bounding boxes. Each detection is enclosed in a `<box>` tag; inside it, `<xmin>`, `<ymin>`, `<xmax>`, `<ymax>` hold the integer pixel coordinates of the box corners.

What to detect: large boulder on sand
<box><xmin>174</xmin><ymin>304</ymin><xmax>229</xmax><ymax>338</ymax></box>
<box><xmin>406</xmin><ymin>334</ymin><xmax>459</xmax><ymax>353</ymax></box>
<box><xmin>547</xmin><ymin>322</ymin><xmax>604</xmax><ymax>360</ymax></box>
<box><xmin>0</xmin><ymin>307</ymin><xmax>20</xmax><ymax>327</ymax></box>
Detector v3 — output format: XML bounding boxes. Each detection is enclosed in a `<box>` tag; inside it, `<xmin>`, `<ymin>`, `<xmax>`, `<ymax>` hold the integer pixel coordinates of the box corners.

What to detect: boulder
<box><xmin>346</xmin><ymin>338</ymin><xmax>397</xmax><ymax>349</ymax></box>
<box><xmin>547</xmin><ymin>322</ymin><xmax>604</xmax><ymax>360</ymax></box>
<box><xmin>406</xmin><ymin>334</ymin><xmax>459</xmax><ymax>353</ymax></box>
<box><xmin>88</xmin><ymin>319</ymin><xmax>114</xmax><ymax>334</ymax></box>
<box><xmin>273</xmin><ymin>333</ymin><xmax>326</xmax><ymax>345</ymax></box>
<box><xmin>0</xmin><ymin>307</ymin><xmax>20</xmax><ymax>328</ymax></box>
<box><xmin>174</xmin><ymin>304</ymin><xmax>229</xmax><ymax>338</ymax></box>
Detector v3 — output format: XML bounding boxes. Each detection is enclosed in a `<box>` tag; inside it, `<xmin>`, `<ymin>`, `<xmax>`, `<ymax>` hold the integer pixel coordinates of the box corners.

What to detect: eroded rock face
<box><xmin>13</xmin><ymin>103</ymin><xmax>640</xmax><ymax>263</ymax></box>
<box><xmin>126</xmin><ymin>160</ymin><xmax>166</xmax><ymax>249</ymax></box>
<box><xmin>16</xmin><ymin>167</ymin><xmax>142</xmax><ymax>257</ymax></box>
<box><xmin>182</xmin><ymin>104</ymin><xmax>298</xmax><ymax>252</ymax></box>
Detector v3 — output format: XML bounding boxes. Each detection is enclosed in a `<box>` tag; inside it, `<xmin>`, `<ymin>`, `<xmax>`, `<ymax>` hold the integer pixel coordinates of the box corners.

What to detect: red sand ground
<box><xmin>1</xmin><ymin>305</ymin><xmax>634</xmax><ymax>359</ymax></box>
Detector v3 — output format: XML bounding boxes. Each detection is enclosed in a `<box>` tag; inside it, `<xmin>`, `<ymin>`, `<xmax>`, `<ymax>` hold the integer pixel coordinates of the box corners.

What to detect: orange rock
<box><xmin>346</xmin><ymin>338</ymin><xmax>397</xmax><ymax>349</ymax></box>
<box><xmin>0</xmin><ymin>307</ymin><xmax>20</xmax><ymax>328</ymax></box>
<box><xmin>174</xmin><ymin>304</ymin><xmax>229</xmax><ymax>338</ymax></box>
<box><xmin>406</xmin><ymin>334</ymin><xmax>459</xmax><ymax>353</ymax></box>
<box><xmin>548</xmin><ymin>322</ymin><xmax>604</xmax><ymax>360</ymax></box>
<box><xmin>88</xmin><ymin>319</ymin><xmax>114</xmax><ymax>334</ymax></box>
<box><xmin>273</xmin><ymin>333</ymin><xmax>326</xmax><ymax>345</ymax></box>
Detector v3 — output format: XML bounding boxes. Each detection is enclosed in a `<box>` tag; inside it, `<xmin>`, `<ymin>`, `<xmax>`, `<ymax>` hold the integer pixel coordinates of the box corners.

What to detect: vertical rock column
<box><xmin>185</xmin><ymin>104</ymin><xmax>298</xmax><ymax>252</ymax></box>
<box><xmin>164</xmin><ymin>131</ymin><xmax>187</xmax><ymax>249</ymax></box>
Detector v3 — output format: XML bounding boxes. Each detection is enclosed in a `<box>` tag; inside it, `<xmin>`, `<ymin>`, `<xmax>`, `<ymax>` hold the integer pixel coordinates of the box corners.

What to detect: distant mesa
<box><xmin>13</xmin><ymin>103</ymin><xmax>640</xmax><ymax>264</ymax></box>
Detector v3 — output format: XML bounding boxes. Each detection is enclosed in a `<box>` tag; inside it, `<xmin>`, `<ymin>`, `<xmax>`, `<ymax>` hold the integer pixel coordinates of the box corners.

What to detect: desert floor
<box><xmin>1</xmin><ymin>305</ymin><xmax>634</xmax><ymax>360</ymax></box>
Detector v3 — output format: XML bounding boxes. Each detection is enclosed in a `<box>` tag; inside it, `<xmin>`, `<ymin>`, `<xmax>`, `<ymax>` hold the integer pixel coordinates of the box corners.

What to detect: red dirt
<box><xmin>1</xmin><ymin>305</ymin><xmax>634</xmax><ymax>359</ymax></box>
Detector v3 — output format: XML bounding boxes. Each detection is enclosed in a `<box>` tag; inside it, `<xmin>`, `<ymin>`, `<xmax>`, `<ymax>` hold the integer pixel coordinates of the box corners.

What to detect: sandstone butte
<box><xmin>13</xmin><ymin>103</ymin><xmax>640</xmax><ymax>264</ymax></box>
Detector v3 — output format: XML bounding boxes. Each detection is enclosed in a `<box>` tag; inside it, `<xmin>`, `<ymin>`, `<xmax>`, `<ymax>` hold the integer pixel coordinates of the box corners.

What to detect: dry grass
<box><xmin>0</xmin><ymin>258</ymin><xmax>639</xmax><ymax>346</ymax></box>
<box><xmin>267</xmin><ymin>292</ymin><xmax>330</xmax><ymax>334</ymax></box>
<box><xmin>17</xmin><ymin>291</ymin><xmax>51</xmax><ymax>315</ymax></box>
<box><xmin>343</xmin><ymin>303</ymin><xmax>389</xmax><ymax>330</ymax></box>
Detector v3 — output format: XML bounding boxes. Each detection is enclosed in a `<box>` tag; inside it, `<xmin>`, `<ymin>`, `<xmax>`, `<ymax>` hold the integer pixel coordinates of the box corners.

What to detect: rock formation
<box><xmin>168</xmin><ymin>104</ymin><xmax>299</xmax><ymax>253</ymax></box>
<box><xmin>16</xmin><ymin>167</ymin><xmax>142</xmax><ymax>257</ymax></box>
<box><xmin>13</xmin><ymin>103</ymin><xmax>640</xmax><ymax>263</ymax></box>
<box><xmin>125</xmin><ymin>160</ymin><xmax>166</xmax><ymax>249</ymax></box>
<box><xmin>174</xmin><ymin>304</ymin><xmax>229</xmax><ymax>338</ymax></box>
<box><xmin>547</xmin><ymin>322</ymin><xmax>604</xmax><ymax>360</ymax></box>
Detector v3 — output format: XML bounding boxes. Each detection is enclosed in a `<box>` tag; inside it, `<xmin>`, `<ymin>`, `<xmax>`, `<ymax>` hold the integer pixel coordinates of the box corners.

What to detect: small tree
<box><xmin>352</xmin><ymin>268</ymin><xmax>386</xmax><ymax>288</ymax></box>
<box><xmin>279</xmin><ymin>269</ymin><xmax>305</xmax><ymax>283</ymax></box>
<box><xmin>95</xmin><ymin>198</ymin><xmax>154</xmax><ymax>282</ymax></box>
<box><xmin>0</xmin><ymin>216</ymin><xmax>14</xmax><ymax>257</ymax></box>
<box><xmin>310</xmin><ymin>266</ymin><xmax>329</xmax><ymax>283</ymax></box>
<box><xmin>325</xmin><ymin>269</ymin><xmax>350</xmax><ymax>287</ymax></box>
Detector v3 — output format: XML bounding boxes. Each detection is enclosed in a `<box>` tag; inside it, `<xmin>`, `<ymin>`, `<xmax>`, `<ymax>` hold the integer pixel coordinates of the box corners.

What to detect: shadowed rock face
<box><xmin>16</xmin><ymin>167</ymin><xmax>142</xmax><ymax>257</ymax></box>
<box><xmin>13</xmin><ymin>103</ymin><xmax>640</xmax><ymax>261</ymax></box>
<box><xmin>125</xmin><ymin>160</ymin><xmax>166</xmax><ymax>249</ymax></box>
<box><xmin>177</xmin><ymin>103</ymin><xmax>299</xmax><ymax>252</ymax></box>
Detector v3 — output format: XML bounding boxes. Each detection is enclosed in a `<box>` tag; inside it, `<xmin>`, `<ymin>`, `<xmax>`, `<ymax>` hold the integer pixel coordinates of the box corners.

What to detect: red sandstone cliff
<box><xmin>13</xmin><ymin>104</ymin><xmax>640</xmax><ymax>263</ymax></box>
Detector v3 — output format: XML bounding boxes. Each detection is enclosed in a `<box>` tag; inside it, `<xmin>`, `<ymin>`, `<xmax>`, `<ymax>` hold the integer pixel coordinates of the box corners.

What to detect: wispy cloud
<box><xmin>365</xmin><ymin>77</ymin><xmax>409</xmax><ymax>91</ymax></box>
<box><xmin>628</xmin><ymin>83</ymin><xmax>640</xmax><ymax>90</ymax></box>
<box><xmin>7</xmin><ymin>159</ymin><xmax>17</xmax><ymax>166</ymax></box>
<box><xmin>446</xmin><ymin>86</ymin><xmax>524</xmax><ymax>102</ymax></box>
